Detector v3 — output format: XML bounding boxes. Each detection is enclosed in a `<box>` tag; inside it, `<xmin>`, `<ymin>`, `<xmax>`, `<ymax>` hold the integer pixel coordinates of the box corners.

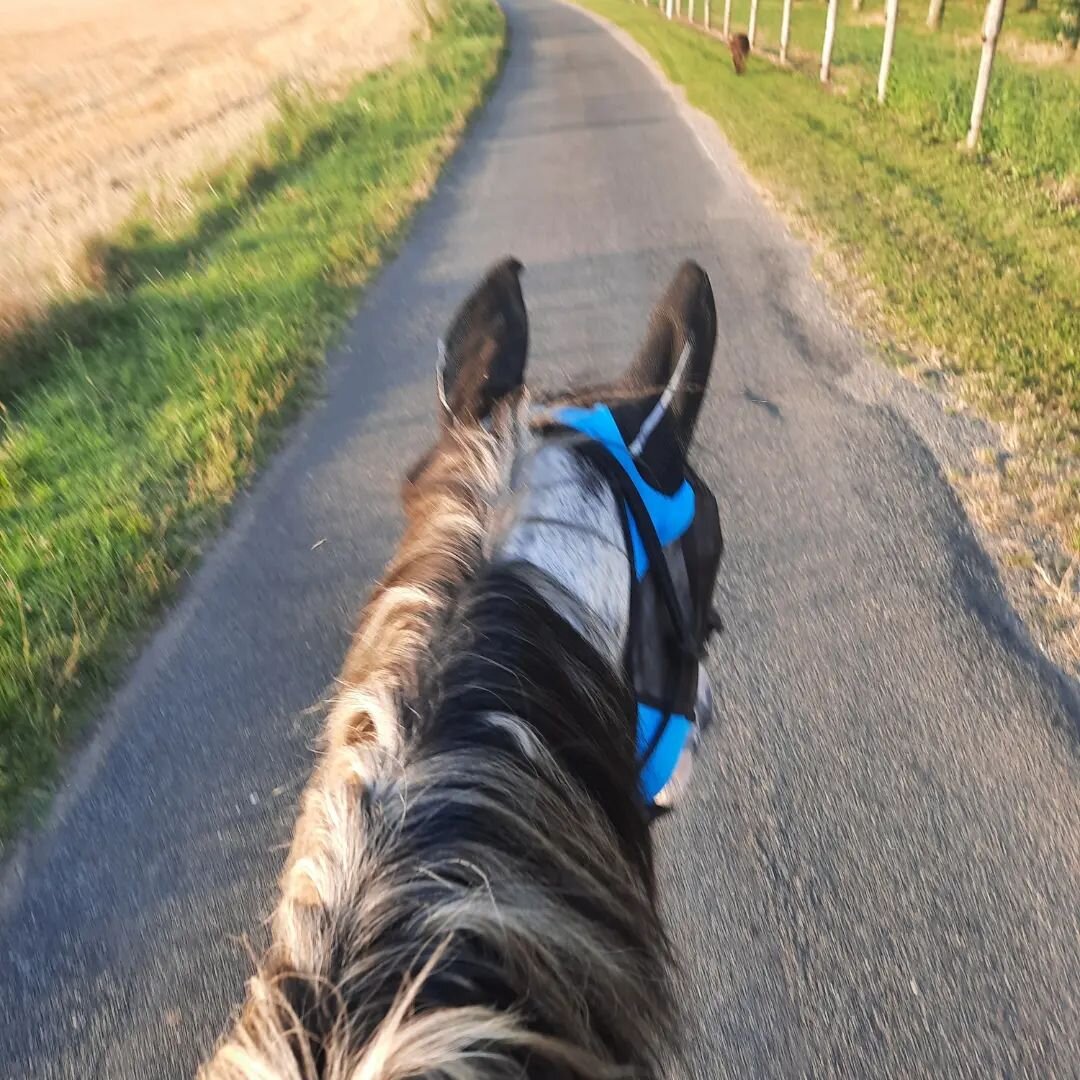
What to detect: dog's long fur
<box><xmin>204</xmin><ymin>259</ymin><xmax>718</xmax><ymax>1080</ymax></box>
<box><xmin>205</xmin><ymin>413</ymin><xmax>673</xmax><ymax>1078</ymax></box>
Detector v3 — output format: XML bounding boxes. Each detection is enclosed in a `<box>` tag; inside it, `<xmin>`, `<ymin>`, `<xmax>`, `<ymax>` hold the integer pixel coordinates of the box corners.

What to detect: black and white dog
<box><xmin>204</xmin><ymin>259</ymin><xmax>723</xmax><ymax>1080</ymax></box>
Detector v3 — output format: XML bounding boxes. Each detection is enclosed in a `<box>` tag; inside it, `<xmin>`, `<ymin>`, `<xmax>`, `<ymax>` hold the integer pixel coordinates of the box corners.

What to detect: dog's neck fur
<box><xmin>494</xmin><ymin>439</ymin><xmax>630</xmax><ymax>668</ymax></box>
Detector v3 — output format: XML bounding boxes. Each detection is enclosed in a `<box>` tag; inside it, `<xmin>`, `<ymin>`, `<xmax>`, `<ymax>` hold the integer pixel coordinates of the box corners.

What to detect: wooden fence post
<box><xmin>927</xmin><ymin>0</ymin><xmax>946</xmax><ymax>28</ymax></box>
<box><xmin>821</xmin><ymin>0</ymin><xmax>840</xmax><ymax>81</ymax></box>
<box><xmin>723</xmin><ymin>0</ymin><xmax>733</xmax><ymax>36</ymax></box>
<box><xmin>748</xmin><ymin>0</ymin><xmax>761</xmax><ymax>44</ymax></box>
<box><xmin>966</xmin><ymin>0</ymin><xmax>1006</xmax><ymax>147</ymax></box>
<box><xmin>780</xmin><ymin>0</ymin><xmax>793</xmax><ymax>60</ymax></box>
<box><xmin>666</xmin><ymin>0</ymin><xmax>674</xmax><ymax>18</ymax></box>
<box><xmin>878</xmin><ymin>0</ymin><xmax>900</xmax><ymax>101</ymax></box>
<box><xmin>689</xmin><ymin>0</ymin><xmax>696</xmax><ymax>22</ymax></box>
<box><xmin>705</xmin><ymin>0</ymin><xmax>712</xmax><ymax>28</ymax></box>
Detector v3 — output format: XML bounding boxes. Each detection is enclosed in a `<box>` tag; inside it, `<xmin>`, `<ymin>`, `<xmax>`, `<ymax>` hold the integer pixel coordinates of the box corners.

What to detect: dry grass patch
<box><xmin>0</xmin><ymin>0</ymin><xmax>432</xmax><ymax>318</ymax></box>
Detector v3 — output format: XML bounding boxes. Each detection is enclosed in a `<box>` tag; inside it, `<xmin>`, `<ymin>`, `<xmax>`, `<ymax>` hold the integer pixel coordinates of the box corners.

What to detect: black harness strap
<box><xmin>571</xmin><ymin>437</ymin><xmax>700</xmax><ymax>782</ymax></box>
<box><xmin>543</xmin><ymin>416</ymin><xmax>723</xmax><ymax>810</ymax></box>
<box><xmin>573</xmin><ymin>438</ymin><xmax>697</xmax><ymax>659</ymax></box>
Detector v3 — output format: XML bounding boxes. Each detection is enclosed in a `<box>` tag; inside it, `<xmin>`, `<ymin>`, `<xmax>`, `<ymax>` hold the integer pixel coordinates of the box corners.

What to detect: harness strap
<box><xmin>567</xmin><ymin>437</ymin><xmax>699</xmax><ymax>794</ymax></box>
<box><xmin>547</xmin><ymin>403</ymin><xmax>722</xmax><ymax>809</ymax></box>
<box><xmin>574</xmin><ymin>439</ymin><xmax>697</xmax><ymax>661</ymax></box>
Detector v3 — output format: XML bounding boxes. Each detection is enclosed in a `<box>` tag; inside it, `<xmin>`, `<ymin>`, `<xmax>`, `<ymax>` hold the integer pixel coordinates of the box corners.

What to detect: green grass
<box><xmin>0</xmin><ymin>0</ymin><xmax>504</xmax><ymax>841</ymax></box>
<box><xmin>578</xmin><ymin>0</ymin><xmax>1080</xmax><ymax>540</ymax></box>
<box><xmin>748</xmin><ymin>0</ymin><xmax>1080</xmax><ymax>183</ymax></box>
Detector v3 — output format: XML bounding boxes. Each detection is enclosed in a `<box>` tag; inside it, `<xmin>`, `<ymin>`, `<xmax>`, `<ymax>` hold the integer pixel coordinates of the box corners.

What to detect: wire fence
<box><xmin>633</xmin><ymin>0</ymin><xmax>1034</xmax><ymax>149</ymax></box>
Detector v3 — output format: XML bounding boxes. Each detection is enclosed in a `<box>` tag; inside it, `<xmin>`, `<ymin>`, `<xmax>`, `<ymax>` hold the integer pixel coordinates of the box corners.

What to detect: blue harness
<box><xmin>552</xmin><ymin>404</ymin><xmax>720</xmax><ymax>807</ymax></box>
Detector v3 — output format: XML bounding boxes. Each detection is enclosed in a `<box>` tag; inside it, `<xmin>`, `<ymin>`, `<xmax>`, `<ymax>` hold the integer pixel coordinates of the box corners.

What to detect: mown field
<box><xmin>0</xmin><ymin>0</ymin><xmax>504</xmax><ymax>841</ymax></box>
<box><xmin>578</xmin><ymin>0</ymin><xmax>1079</xmax><ymax>554</ymax></box>
<box><xmin>0</xmin><ymin>0</ymin><xmax>425</xmax><ymax>319</ymax></box>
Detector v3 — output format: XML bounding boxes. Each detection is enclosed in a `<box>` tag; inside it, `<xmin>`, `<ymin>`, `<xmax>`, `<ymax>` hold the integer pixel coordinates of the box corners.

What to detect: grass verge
<box><xmin>571</xmin><ymin>0</ymin><xmax>1080</xmax><ymax>588</ymax></box>
<box><xmin>0</xmin><ymin>0</ymin><xmax>504</xmax><ymax>842</ymax></box>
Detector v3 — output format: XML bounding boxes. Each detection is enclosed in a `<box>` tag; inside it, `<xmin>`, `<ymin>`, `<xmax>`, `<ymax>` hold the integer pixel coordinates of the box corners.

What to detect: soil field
<box><xmin>0</xmin><ymin>0</ymin><xmax>427</xmax><ymax>316</ymax></box>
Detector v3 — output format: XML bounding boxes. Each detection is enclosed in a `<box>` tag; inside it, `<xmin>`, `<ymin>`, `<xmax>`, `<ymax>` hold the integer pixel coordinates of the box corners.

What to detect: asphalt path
<box><xmin>2</xmin><ymin>0</ymin><xmax>1077</xmax><ymax>1075</ymax></box>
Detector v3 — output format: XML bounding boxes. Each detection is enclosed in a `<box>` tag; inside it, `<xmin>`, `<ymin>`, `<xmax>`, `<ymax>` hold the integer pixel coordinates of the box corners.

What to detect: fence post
<box><xmin>821</xmin><ymin>0</ymin><xmax>840</xmax><ymax>81</ymax></box>
<box><xmin>780</xmin><ymin>0</ymin><xmax>793</xmax><ymax>60</ymax></box>
<box><xmin>748</xmin><ymin>0</ymin><xmax>761</xmax><ymax>44</ymax></box>
<box><xmin>705</xmin><ymin>0</ymin><xmax>712</xmax><ymax>28</ymax></box>
<box><xmin>666</xmin><ymin>0</ymin><xmax>674</xmax><ymax>18</ymax></box>
<box><xmin>966</xmin><ymin>0</ymin><xmax>1006</xmax><ymax>148</ymax></box>
<box><xmin>878</xmin><ymin>0</ymin><xmax>900</xmax><ymax>101</ymax></box>
<box><xmin>723</xmin><ymin>0</ymin><xmax>733</xmax><ymax>35</ymax></box>
<box><xmin>927</xmin><ymin>0</ymin><xmax>946</xmax><ymax>28</ymax></box>
<box><xmin>690</xmin><ymin>0</ymin><xmax>696</xmax><ymax>21</ymax></box>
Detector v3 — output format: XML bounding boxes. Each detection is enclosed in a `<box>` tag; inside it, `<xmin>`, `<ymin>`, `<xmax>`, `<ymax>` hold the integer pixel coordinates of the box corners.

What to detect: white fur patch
<box><xmin>494</xmin><ymin>443</ymin><xmax>630</xmax><ymax>666</ymax></box>
<box><xmin>482</xmin><ymin>712</ymin><xmax>544</xmax><ymax>762</ymax></box>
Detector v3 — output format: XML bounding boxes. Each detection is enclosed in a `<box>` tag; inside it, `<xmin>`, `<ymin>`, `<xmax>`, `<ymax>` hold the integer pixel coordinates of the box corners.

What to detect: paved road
<box><xmin>2</xmin><ymin>1</ymin><xmax>1078</xmax><ymax>1076</ymax></box>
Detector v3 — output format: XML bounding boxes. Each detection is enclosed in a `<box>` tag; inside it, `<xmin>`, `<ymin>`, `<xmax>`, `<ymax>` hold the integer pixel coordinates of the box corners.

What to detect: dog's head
<box><xmin>408</xmin><ymin>258</ymin><xmax>723</xmax><ymax>811</ymax></box>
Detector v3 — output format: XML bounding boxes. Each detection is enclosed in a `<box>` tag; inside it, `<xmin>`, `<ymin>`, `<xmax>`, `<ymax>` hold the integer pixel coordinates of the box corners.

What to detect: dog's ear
<box><xmin>438</xmin><ymin>257</ymin><xmax>528</xmax><ymax>424</ymax></box>
<box><xmin>617</xmin><ymin>262</ymin><xmax>717</xmax><ymax>455</ymax></box>
<box><xmin>595</xmin><ymin>262</ymin><xmax>716</xmax><ymax>493</ymax></box>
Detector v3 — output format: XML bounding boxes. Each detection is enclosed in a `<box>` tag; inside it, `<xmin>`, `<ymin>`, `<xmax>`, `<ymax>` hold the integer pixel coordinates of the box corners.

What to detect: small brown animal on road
<box><xmin>729</xmin><ymin>32</ymin><xmax>751</xmax><ymax>74</ymax></box>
